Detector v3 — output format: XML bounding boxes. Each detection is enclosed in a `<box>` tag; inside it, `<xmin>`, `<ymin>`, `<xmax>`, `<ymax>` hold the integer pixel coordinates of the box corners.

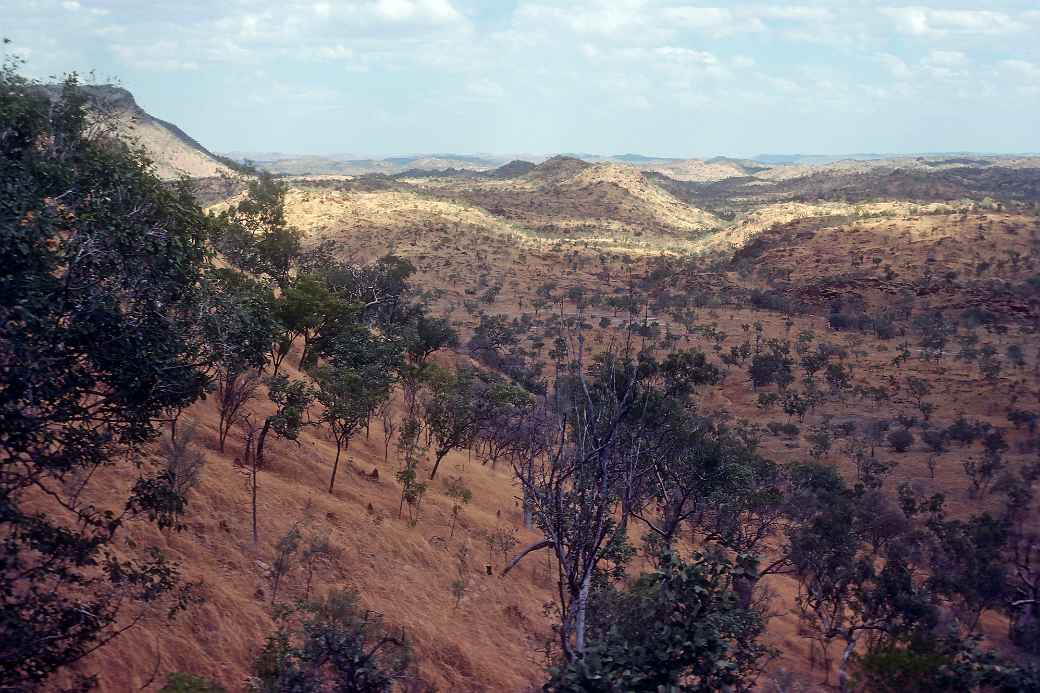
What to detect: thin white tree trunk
<box><xmin>574</xmin><ymin>570</ymin><xmax>591</xmax><ymax>655</ymax></box>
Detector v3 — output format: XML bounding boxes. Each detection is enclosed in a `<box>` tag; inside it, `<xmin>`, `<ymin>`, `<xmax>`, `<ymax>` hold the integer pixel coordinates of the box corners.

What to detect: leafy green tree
<box><xmin>313</xmin><ymin>365</ymin><xmax>392</xmax><ymax>494</ymax></box>
<box><xmin>255</xmin><ymin>374</ymin><xmax>315</xmax><ymax>468</ymax></box>
<box><xmin>888</xmin><ymin>427</ymin><xmax>915</xmax><ymax>453</ymax></box>
<box><xmin>546</xmin><ymin>551</ymin><xmax>769</xmax><ymax>692</ymax></box>
<box><xmin>786</xmin><ymin>463</ymin><xmax>932</xmax><ymax>690</ymax></box>
<box><xmin>0</xmin><ymin>69</ymin><xmax>208</xmax><ymax>689</ymax></box>
<box><xmin>421</xmin><ymin>367</ymin><xmax>494</xmax><ymax>480</ymax></box>
<box><xmin>201</xmin><ymin>268</ymin><xmax>277</xmax><ymax>452</ymax></box>
<box><xmin>405</xmin><ymin>312</ymin><xmax>459</xmax><ymax>367</ymax></box>
<box><xmin>250</xmin><ymin>591</ymin><xmax>412</xmax><ymax>693</ymax></box>
<box><xmin>272</xmin><ymin>274</ymin><xmax>344</xmax><ymax>371</ymax></box>
<box><xmin>747</xmin><ymin>339</ymin><xmax>793</xmax><ymax>391</ymax></box>
<box><xmin>214</xmin><ymin>172</ymin><xmax>301</xmax><ymax>288</ymax></box>
<box><xmin>913</xmin><ymin>311</ymin><xmax>954</xmax><ymax>363</ymax></box>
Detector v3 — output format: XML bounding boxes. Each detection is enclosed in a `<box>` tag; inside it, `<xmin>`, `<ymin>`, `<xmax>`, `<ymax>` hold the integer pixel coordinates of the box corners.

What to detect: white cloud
<box><xmin>880</xmin><ymin>7</ymin><xmax>1025</xmax><ymax>37</ymax></box>
<box><xmin>1000</xmin><ymin>59</ymin><xmax>1040</xmax><ymax>82</ymax></box>
<box><xmin>465</xmin><ymin>78</ymin><xmax>506</xmax><ymax>101</ymax></box>
<box><xmin>877</xmin><ymin>53</ymin><xmax>912</xmax><ymax>80</ymax></box>
<box><xmin>654</xmin><ymin>46</ymin><xmax>718</xmax><ymax>66</ymax></box>
<box><xmin>926</xmin><ymin>50</ymin><xmax>967</xmax><ymax>67</ymax></box>
<box><xmin>757</xmin><ymin>6</ymin><xmax>834</xmax><ymax>22</ymax></box>
<box><xmin>765</xmin><ymin>76</ymin><xmax>802</xmax><ymax>94</ymax></box>
<box><xmin>516</xmin><ymin>2</ymin><xmax>835</xmax><ymax>43</ymax></box>
<box><xmin>661</xmin><ymin>6</ymin><xmax>756</xmax><ymax>36</ymax></box>
<box><xmin>373</xmin><ymin>0</ymin><xmax>462</xmax><ymax>25</ymax></box>
<box><xmin>111</xmin><ymin>42</ymin><xmax>199</xmax><ymax>71</ymax></box>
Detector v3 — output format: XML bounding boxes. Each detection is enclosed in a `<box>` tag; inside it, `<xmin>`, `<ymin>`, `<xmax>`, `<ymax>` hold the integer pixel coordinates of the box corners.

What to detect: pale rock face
<box><xmin>42</xmin><ymin>84</ymin><xmax>235</xmax><ymax>180</ymax></box>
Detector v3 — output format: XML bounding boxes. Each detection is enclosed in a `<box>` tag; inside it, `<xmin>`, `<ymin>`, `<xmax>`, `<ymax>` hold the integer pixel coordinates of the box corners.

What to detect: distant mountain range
<box><xmin>54</xmin><ymin>85</ymin><xmax>1036</xmax><ymax>182</ymax></box>
<box><xmin>221</xmin><ymin>150</ymin><xmax>1039</xmax><ymax>177</ymax></box>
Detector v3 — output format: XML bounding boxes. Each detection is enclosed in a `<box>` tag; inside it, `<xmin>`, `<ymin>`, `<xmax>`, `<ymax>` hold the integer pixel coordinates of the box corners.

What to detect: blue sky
<box><xmin>5</xmin><ymin>0</ymin><xmax>1039</xmax><ymax>157</ymax></box>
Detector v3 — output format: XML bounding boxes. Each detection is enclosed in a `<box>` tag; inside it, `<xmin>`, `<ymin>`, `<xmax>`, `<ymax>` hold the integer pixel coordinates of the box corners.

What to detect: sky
<box><xmin>4</xmin><ymin>0</ymin><xmax>1040</xmax><ymax>157</ymax></box>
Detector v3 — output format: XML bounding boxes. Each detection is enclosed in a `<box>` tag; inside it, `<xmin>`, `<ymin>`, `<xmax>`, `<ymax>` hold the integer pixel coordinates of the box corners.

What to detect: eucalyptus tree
<box><xmin>213</xmin><ymin>171</ymin><xmax>301</xmax><ymax>289</ymax></box>
<box><xmin>421</xmin><ymin>367</ymin><xmax>490</xmax><ymax>480</ymax></box>
<box><xmin>1</xmin><ymin>70</ymin><xmax>210</xmax><ymax>689</ymax></box>
<box><xmin>200</xmin><ymin>267</ymin><xmax>277</xmax><ymax>452</ymax></box>
<box><xmin>313</xmin><ymin>364</ymin><xmax>392</xmax><ymax>494</ymax></box>
<box><xmin>254</xmin><ymin>374</ymin><xmax>315</xmax><ymax>468</ymax></box>
<box><xmin>502</xmin><ymin>337</ymin><xmax>662</xmax><ymax>662</ymax></box>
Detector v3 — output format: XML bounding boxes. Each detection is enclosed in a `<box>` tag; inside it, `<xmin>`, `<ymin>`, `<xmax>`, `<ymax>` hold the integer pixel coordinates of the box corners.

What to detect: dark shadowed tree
<box><xmin>0</xmin><ymin>70</ymin><xmax>209</xmax><ymax>689</ymax></box>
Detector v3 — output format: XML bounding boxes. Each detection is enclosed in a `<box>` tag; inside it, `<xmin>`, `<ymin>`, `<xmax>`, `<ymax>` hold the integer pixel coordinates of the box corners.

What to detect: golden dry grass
<box><xmin>73</xmin><ymin>176</ymin><xmax>1040</xmax><ymax>691</ymax></box>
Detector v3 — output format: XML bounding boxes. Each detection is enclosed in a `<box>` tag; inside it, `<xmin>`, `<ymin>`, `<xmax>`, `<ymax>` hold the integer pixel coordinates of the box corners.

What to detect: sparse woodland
<box><xmin>4</xmin><ymin>68</ymin><xmax>1040</xmax><ymax>693</ymax></box>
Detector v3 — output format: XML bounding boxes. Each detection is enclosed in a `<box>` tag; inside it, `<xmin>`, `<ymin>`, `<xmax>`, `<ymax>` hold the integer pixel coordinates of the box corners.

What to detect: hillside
<box><xmin>42</xmin><ymin>84</ymin><xmax>236</xmax><ymax>180</ymax></box>
<box><xmin>9</xmin><ymin>76</ymin><xmax>1040</xmax><ymax>693</ymax></box>
<box><xmin>76</xmin><ymin>354</ymin><xmax>555</xmax><ymax>692</ymax></box>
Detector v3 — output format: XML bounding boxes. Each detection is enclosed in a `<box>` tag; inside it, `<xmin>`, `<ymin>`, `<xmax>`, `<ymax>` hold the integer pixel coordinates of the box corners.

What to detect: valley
<box><xmin>5</xmin><ymin>77</ymin><xmax>1040</xmax><ymax>693</ymax></box>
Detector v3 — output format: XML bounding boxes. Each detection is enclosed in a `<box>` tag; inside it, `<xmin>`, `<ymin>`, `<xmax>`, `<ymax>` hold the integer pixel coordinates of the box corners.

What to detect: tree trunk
<box><xmin>328</xmin><ymin>438</ymin><xmax>344</xmax><ymax>494</ymax></box>
<box><xmin>270</xmin><ymin>572</ymin><xmax>281</xmax><ymax>605</ymax></box>
<box><xmin>574</xmin><ymin>570</ymin><xmax>591</xmax><ymax>656</ymax></box>
<box><xmin>521</xmin><ymin>489</ymin><xmax>533</xmax><ymax>529</ymax></box>
<box><xmin>300</xmin><ymin>333</ymin><xmax>313</xmax><ymax>370</ymax></box>
<box><xmin>251</xmin><ymin>455</ymin><xmax>258</xmax><ymax>546</ymax></box>
<box><xmin>429</xmin><ymin>448</ymin><xmax>450</xmax><ymax>479</ymax></box>
<box><xmin>169</xmin><ymin>408</ymin><xmax>182</xmax><ymax>441</ymax></box>
<box><xmin>837</xmin><ymin>637</ymin><xmax>856</xmax><ymax>693</ymax></box>
<box><xmin>218</xmin><ymin>410</ymin><xmax>228</xmax><ymax>453</ymax></box>
<box><xmin>256</xmin><ymin>417</ymin><xmax>272</xmax><ymax>468</ymax></box>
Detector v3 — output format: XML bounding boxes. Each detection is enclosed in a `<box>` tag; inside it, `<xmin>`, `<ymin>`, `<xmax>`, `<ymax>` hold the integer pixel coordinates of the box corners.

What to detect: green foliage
<box><xmin>852</xmin><ymin>643</ymin><xmax>959</xmax><ymax>693</ymax></box>
<box><xmin>160</xmin><ymin>673</ymin><xmax>227</xmax><ymax>693</ymax></box>
<box><xmin>256</xmin><ymin>374</ymin><xmax>315</xmax><ymax>467</ymax></box>
<box><xmin>855</xmin><ymin>636</ymin><xmax>1040</xmax><ymax>693</ymax></box>
<box><xmin>1</xmin><ymin>69</ymin><xmax>208</xmax><ymax>688</ymax></box>
<box><xmin>265</xmin><ymin>375</ymin><xmax>315</xmax><ymax>442</ymax></box>
<box><xmin>747</xmin><ymin>339</ymin><xmax>793</xmax><ymax>390</ymax></box>
<box><xmin>913</xmin><ymin>311</ymin><xmax>954</xmax><ymax>362</ymax></box>
<box><xmin>213</xmin><ymin>172</ymin><xmax>301</xmax><ymax>287</ymax></box>
<box><xmin>405</xmin><ymin>312</ymin><xmax>459</xmax><ymax>366</ymax></box>
<box><xmin>394</xmin><ymin>416</ymin><xmax>429</xmax><ymax>525</ymax></box>
<box><xmin>422</xmin><ymin>367</ymin><xmax>496</xmax><ymax>479</ymax></box>
<box><xmin>250</xmin><ymin>590</ymin><xmax>412</xmax><ymax>693</ymax></box>
<box><xmin>546</xmin><ymin>551</ymin><xmax>769</xmax><ymax>692</ymax></box>
<box><xmin>202</xmin><ymin>267</ymin><xmax>278</xmax><ymax>375</ymax></box>
<box><xmin>445</xmin><ymin>475</ymin><xmax>473</xmax><ymax>538</ymax></box>
<box><xmin>313</xmin><ymin>364</ymin><xmax>392</xmax><ymax>493</ymax></box>
<box><xmin>272</xmin><ymin>273</ymin><xmax>344</xmax><ymax>370</ymax></box>
<box><xmin>659</xmin><ymin>348</ymin><xmax>720</xmax><ymax>399</ymax></box>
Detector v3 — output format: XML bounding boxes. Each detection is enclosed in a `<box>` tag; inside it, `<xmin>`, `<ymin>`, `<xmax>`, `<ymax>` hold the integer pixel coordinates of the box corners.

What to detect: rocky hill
<box><xmin>42</xmin><ymin>84</ymin><xmax>234</xmax><ymax>180</ymax></box>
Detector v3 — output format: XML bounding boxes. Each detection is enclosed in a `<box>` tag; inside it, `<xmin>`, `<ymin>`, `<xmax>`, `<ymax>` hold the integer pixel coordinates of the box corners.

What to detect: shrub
<box><xmin>250</xmin><ymin>590</ymin><xmax>412</xmax><ymax>693</ymax></box>
<box><xmin>160</xmin><ymin>673</ymin><xmax>227</xmax><ymax>693</ymax></box>
<box><xmin>888</xmin><ymin>428</ymin><xmax>915</xmax><ymax>453</ymax></box>
<box><xmin>161</xmin><ymin>421</ymin><xmax>206</xmax><ymax>499</ymax></box>
<box><xmin>767</xmin><ymin>421</ymin><xmax>800</xmax><ymax>438</ymax></box>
